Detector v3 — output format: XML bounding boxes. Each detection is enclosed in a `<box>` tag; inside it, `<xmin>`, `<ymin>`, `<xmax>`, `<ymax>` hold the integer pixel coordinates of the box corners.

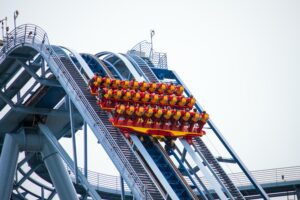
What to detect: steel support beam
<box><xmin>0</xmin><ymin>129</ymin><xmax>78</xmax><ymax>200</ymax></box>
<box><xmin>174</xmin><ymin>146</ymin><xmax>214</xmax><ymax>199</ymax></box>
<box><xmin>121</xmin><ymin>176</ymin><xmax>125</xmax><ymax>200</ymax></box>
<box><xmin>69</xmin><ymin>98</ymin><xmax>78</xmax><ymax>183</ymax></box>
<box><xmin>38</xmin><ymin>123</ymin><xmax>102</xmax><ymax>200</ymax></box>
<box><xmin>131</xmin><ymin>135</ymin><xmax>176</xmax><ymax>199</ymax></box>
<box><xmin>84</xmin><ymin>122</ymin><xmax>88</xmax><ymax>178</ymax></box>
<box><xmin>216</xmin><ymin>156</ymin><xmax>236</xmax><ymax>164</ymax></box>
<box><xmin>15</xmin><ymin>59</ymin><xmax>61</xmax><ymax>87</ymax></box>
<box><xmin>0</xmin><ymin>134</ymin><xmax>20</xmax><ymax>200</ymax></box>
<box><xmin>16</xmin><ymin>163</ymin><xmax>42</xmax><ymax>186</ymax></box>
<box><xmin>0</xmin><ymin>90</ymin><xmax>81</xmax><ymax>117</ymax></box>
<box><xmin>296</xmin><ymin>185</ymin><xmax>300</xmax><ymax>200</ymax></box>
<box><xmin>169</xmin><ymin>148</ymin><xmax>208</xmax><ymax>200</ymax></box>
<box><xmin>42</xmin><ymin>137</ymin><xmax>79</xmax><ymax>200</ymax></box>
<box><xmin>0</xmin><ymin>131</ymin><xmax>44</xmax><ymax>199</ymax></box>
<box><xmin>180</xmin><ymin>139</ymin><xmax>229</xmax><ymax>200</ymax></box>
<box><xmin>181</xmin><ymin>148</ymin><xmax>187</xmax><ymax>163</ymax></box>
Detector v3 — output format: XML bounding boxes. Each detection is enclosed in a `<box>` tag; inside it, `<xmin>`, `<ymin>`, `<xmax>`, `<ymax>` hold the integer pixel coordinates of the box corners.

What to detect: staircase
<box><xmin>193</xmin><ymin>137</ymin><xmax>244</xmax><ymax>199</ymax></box>
<box><xmin>128</xmin><ymin>54</ymin><xmax>159</xmax><ymax>82</ymax></box>
<box><xmin>142</xmin><ymin>57</ymin><xmax>156</xmax><ymax>68</ymax></box>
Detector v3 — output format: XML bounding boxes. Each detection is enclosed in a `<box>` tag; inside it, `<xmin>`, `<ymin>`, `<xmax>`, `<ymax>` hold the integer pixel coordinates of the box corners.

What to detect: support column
<box><xmin>0</xmin><ymin>134</ymin><xmax>20</xmax><ymax>200</ymax></box>
<box><xmin>295</xmin><ymin>185</ymin><xmax>300</xmax><ymax>200</ymax></box>
<box><xmin>69</xmin><ymin>97</ymin><xmax>78</xmax><ymax>183</ymax></box>
<box><xmin>121</xmin><ymin>176</ymin><xmax>125</xmax><ymax>200</ymax></box>
<box><xmin>84</xmin><ymin>122</ymin><xmax>88</xmax><ymax>178</ymax></box>
<box><xmin>42</xmin><ymin>139</ymin><xmax>78</xmax><ymax>200</ymax></box>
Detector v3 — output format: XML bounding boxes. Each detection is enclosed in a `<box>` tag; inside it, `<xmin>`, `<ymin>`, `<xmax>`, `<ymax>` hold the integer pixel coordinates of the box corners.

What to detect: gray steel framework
<box><xmin>0</xmin><ymin>23</ymin><xmax>295</xmax><ymax>200</ymax></box>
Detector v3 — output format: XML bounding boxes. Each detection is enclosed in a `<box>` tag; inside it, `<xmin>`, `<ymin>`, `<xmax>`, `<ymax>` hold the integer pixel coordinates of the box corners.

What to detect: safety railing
<box><xmin>152</xmin><ymin>51</ymin><xmax>168</xmax><ymax>68</ymax></box>
<box><xmin>62</xmin><ymin>162</ymin><xmax>293</xmax><ymax>196</ymax></box>
<box><xmin>0</xmin><ymin>24</ymin><xmax>153</xmax><ymax>199</ymax></box>
<box><xmin>130</xmin><ymin>40</ymin><xmax>168</xmax><ymax>69</ymax></box>
<box><xmin>68</xmin><ymin>165</ymin><xmax>300</xmax><ymax>195</ymax></box>
<box><xmin>199</xmin><ymin>165</ymin><xmax>300</xmax><ymax>192</ymax></box>
<box><xmin>64</xmin><ymin>164</ymin><xmax>296</xmax><ymax>196</ymax></box>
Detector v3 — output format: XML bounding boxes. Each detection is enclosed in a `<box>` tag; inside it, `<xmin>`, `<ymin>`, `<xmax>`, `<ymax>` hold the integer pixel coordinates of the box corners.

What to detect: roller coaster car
<box><xmin>89</xmin><ymin>75</ymin><xmax>208</xmax><ymax>142</ymax></box>
<box><xmin>109</xmin><ymin>104</ymin><xmax>208</xmax><ymax>140</ymax></box>
<box><xmin>109</xmin><ymin>117</ymin><xmax>206</xmax><ymax>143</ymax></box>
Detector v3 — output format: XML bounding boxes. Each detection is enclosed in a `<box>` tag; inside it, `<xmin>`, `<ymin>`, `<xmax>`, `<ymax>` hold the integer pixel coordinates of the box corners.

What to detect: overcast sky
<box><xmin>1</xmin><ymin>0</ymin><xmax>299</xmax><ymax>176</ymax></box>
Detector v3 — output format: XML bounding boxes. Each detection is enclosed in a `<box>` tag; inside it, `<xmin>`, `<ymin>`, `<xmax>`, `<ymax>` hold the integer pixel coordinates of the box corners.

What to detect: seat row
<box><xmin>112</xmin><ymin>104</ymin><xmax>209</xmax><ymax>133</ymax></box>
<box><xmin>96</xmin><ymin>88</ymin><xmax>196</xmax><ymax>109</ymax></box>
<box><xmin>89</xmin><ymin>75</ymin><xmax>185</xmax><ymax>96</ymax></box>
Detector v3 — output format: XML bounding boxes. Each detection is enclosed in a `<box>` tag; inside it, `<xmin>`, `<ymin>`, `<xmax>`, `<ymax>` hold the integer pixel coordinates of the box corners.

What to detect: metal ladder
<box><xmin>129</xmin><ymin>54</ymin><xmax>159</xmax><ymax>82</ymax></box>
<box><xmin>193</xmin><ymin>137</ymin><xmax>244</xmax><ymax>199</ymax></box>
<box><xmin>52</xmin><ymin>55</ymin><xmax>164</xmax><ymax>200</ymax></box>
<box><xmin>142</xmin><ymin>57</ymin><xmax>156</xmax><ymax>68</ymax></box>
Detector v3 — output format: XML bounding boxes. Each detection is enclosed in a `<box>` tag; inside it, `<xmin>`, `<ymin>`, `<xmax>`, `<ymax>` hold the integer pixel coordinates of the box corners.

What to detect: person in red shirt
<box><xmin>161</xmin><ymin>107</ymin><xmax>173</xmax><ymax>128</ymax></box>
<box><xmin>149</xmin><ymin>83</ymin><xmax>157</xmax><ymax>93</ymax></box>
<box><xmin>197</xmin><ymin>111</ymin><xmax>209</xmax><ymax>132</ymax></box>
<box><xmin>143</xmin><ymin>106</ymin><xmax>154</xmax><ymax>126</ymax></box>
<box><xmin>171</xmin><ymin>109</ymin><xmax>181</xmax><ymax>129</ymax></box>
<box><xmin>124</xmin><ymin>105</ymin><xmax>135</xmax><ymax>124</ymax></box>
<box><xmin>120</xmin><ymin>80</ymin><xmax>130</xmax><ymax>89</ymax></box>
<box><xmin>141</xmin><ymin>92</ymin><xmax>150</xmax><ymax>103</ymax></box>
<box><xmin>186</xmin><ymin>95</ymin><xmax>196</xmax><ymax>109</ymax></box>
<box><xmin>157</xmin><ymin>83</ymin><xmax>167</xmax><ymax>94</ymax></box>
<box><xmin>177</xmin><ymin>96</ymin><xmax>187</xmax><ymax>107</ymax></box>
<box><xmin>179</xmin><ymin>109</ymin><xmax>191</xmax><ymax>131</ymax></box>
<box><xmin>159</xmin><ymin>95</ymin><xmax>169</xmax><ymax>107</ymax></box>
<box><xmin>175</xmin><ymin>85</ymin><xmax>184</xmax><ymax>96</ymax></box>
<box><xmin>133</xmin><ymin>105</ymin><xmax>145</xmax><ymax>125</ymax></box>
<box><xmin>166</xmin><ymin>83</ymin><xmax>176</xmax><ymax>95</ymax></box>
<box><xmin>188</xmin><ymin>109</ymin><xmax>201</xmax><ymax>132</ymax></box>
<box><xmin>169</xmin><ymin>95</ymin><xmax>178</xmax><ymax>107</ymax></box>
<box><xmin>111</xmin><ymin>79</ymin><xmax>121</xmax><ymax>89</ymax></box>
<box><xmin>114</xmin><ymin>104</ymin><xmax>126</xmax><ymax>123</ymax></box>
<box><xmin>139</xmin><ymin>81</ymin><xmax>149</xmax><ymax>92</ymax></box>
<box><xmin>89</xmin><ymin>73</ymin><xmax>99</xmax><ymax>95</ymax></box>
<box><xmin>152</xmin><ymin>106</ymin><xmax>163</xmax><ymax>128</ymax></box>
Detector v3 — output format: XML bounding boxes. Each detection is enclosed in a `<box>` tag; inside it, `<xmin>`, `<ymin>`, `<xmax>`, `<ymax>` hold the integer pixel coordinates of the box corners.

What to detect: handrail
<box><xmin>0</xmin><ymin>24</ymin><xmax>154</xmax><ymax>199</ymax></box>
<box><xmin>129</xmin><ymin>40</ymin><xmax>168</xmax><ymax>68</ymax></box>
<box><xmin>70</xmin><ymin>165</ymin><xmax>300</xmax><ymax>195</ymax></box>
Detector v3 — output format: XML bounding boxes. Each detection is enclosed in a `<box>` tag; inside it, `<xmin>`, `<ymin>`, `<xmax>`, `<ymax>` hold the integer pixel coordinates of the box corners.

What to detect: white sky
<box><xmin>1</xmin><ymin>0</ymin><xmax>300</xmax><ymax>176</ymax></box>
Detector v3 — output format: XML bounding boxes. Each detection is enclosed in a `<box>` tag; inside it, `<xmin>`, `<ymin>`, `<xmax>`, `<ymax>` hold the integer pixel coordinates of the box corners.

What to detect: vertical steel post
<box><xmin>32</xmin><ymin>26</ymin><xmax>37</xmax><ymax>44</ymax></box>
<box><xmin>69</xmin><ymin>97</ymin><xmax>78</xmax><ymax>183</ymax></box>
<box><xmin>296</xmin><ymin>185</ymin><xmax>300</xmax><ymax>200</ymax></box>
<box><xmin>0</xmin><ymin>134</ymin><xmax>20</xmax><ymax>200</ymax></box>
<box><xmin>84</xmin><ymin>122</ymin><xmax>88</xmax><ymax>178</ymax></box>
<box><xmin>41</xmin><ymin>186</ymin><xmax>44</xmax><ymax>200</ymax></box>
<box><xmin>1</xmin><ymin>20</ymin><xmax>4</xmax><ymax>44</ymax></box>
<box><xmin>42</xmin><ymin>139</ymin><xmax>78</xmax><ymax>200</ymax></box>
<box><xmin>13</xmin><ymin>12</ymin><xmax>16</xmax><ymax>45</ymax></box>
<box><xmin>120</xmin><ymin>176</ymin><xmax>125</xmax><ymax>200</ymax></box>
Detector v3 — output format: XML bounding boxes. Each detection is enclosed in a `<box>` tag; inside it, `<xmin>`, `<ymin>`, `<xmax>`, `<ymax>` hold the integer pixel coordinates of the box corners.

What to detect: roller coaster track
<box><xmin>0</xmin><ymin>23</ymin><xmax>272</xmax><ymax>199</ymax></box>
